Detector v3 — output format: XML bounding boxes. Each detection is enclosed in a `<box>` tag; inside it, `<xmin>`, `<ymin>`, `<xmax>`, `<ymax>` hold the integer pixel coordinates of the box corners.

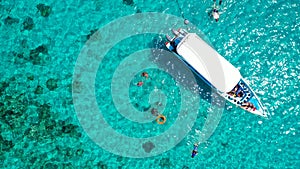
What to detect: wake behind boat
<box><xmin>165</xmin><ymin>28</ymin><xmax>268</xmax><ymax>118</ymax></box>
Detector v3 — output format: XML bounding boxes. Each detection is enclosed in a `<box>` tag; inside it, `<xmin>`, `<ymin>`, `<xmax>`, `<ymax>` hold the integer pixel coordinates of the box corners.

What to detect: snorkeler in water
<box><xmin>141</xmin><ymin>72</ymin><xmax>149</xmax><ymax>79</ymax></box>
<box><xmin>191</xmin><ymin>143</ymin><xmax>198</xmax><ymax>158</ymax></box>
<box><xmin>211</xmin><ymin>0</ymin><xmax>222</xmax><ymax>22</ymax></box>
<box><xmin>212</xmin><ymin>8</ymin><xmax>220</xmax><ymax>22</ymax></box>
<box><xmin>137</xmin><ymin>81</ymin><xmax>143</xmax><ymax>86</ymax></box>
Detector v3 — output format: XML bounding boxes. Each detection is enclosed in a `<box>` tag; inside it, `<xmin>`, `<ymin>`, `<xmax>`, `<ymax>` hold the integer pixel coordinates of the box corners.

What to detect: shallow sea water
<box><xmin>0</xmin><ymin>0</ymin><xmax>299</xmax><ymax>168</ymax></box>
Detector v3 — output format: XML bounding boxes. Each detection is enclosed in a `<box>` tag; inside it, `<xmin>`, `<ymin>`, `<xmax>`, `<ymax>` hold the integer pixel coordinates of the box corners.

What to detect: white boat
<box><xmin>165</xmin><ymin>28</ymin><xmax>268</xmax><ymax>118</ymax></box>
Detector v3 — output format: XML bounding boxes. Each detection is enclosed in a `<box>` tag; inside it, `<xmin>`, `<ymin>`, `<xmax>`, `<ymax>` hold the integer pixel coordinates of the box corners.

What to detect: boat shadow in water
<box><xmin>148</xmin><ymin>37</ymin><xmax>225</xmax><ymax>109</ymax></box>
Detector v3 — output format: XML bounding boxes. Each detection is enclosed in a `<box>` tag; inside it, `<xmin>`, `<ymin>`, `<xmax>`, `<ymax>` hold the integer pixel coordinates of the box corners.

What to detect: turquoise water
<box><xmin>0</xmin><ymin>0</ymin><xmax>299</xmax><ymax>168</ymax></box>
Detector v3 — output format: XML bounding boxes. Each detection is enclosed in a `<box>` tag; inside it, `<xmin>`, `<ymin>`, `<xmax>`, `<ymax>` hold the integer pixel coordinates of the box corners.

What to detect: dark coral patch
<box><xmin>22</xmin><ymin>17</ymin><xmax>34</xmax><ymax>30</ymax></box>
<box><xmin>86</xmin><ymin>29</ymin><xmax>98</xmax><ymax>40</ymax></box>
<box><xmin>37</xmin><ymin>4</ymin><xmax>52</xmax><ymax>17</ymax></box>
<box><xmin>0</xmin><ymin>135</ymin><xmax>14</xmax><ymax>154</ymax></box>
<box><xmin>0</xmin><ymin>81</ymin><xmax>9</xmax><ymax>94</ymax></box>
<box><xmin>4</xmin><ymin>16</ymin><xmax>19</xmax><ymax>25</ymax></box>
<box><xmin>37</xmin><ymin>103</ymin><xmax>51</xmax><ymax>121</ymax></box>
<box><xmin>76</xmin><ymin>149</ymin><xmax>84</xmax><ymax>156</ymax></box>
<box><xmin>29</xmin><ymin>44</ymin><xmax>48</xmax><ymax>65</ymax></box>
<box><xmin>62</xmin><ymin>124</ymin><xmax>77</xmax><ymax>134</ymax></box>
<box><xmin>97</xmin><ymin>161</ymin><xmax>108</xmax><ymax>169</ymax></box>
<box><xmin>123</xmin><ymin>0</ymin><xmax>134</xmax><ymax>6</ymax></box>
<box><xmin>27</xmin><ymin>74</ymin><xmax>34</xmax><ymax>81</ymax></box>
<box><xmin>159</xmin><ymin>158</ymin><xmax>173</xmax><ymax>168</ymax></box>
<box><xmin>34</xmin><ymin>85</ymin><xmax>43</xmax><ymax>94</ymax></box>
<box><xmin>61</xmin><ymin>123</ymin><xmax>81</xmax><ymax>137</ymax></box>
<box><xmin>43</xmin><ymin>162</ymin><xmax>58</xmax><ymax>169</ymax></box>
<box><xmin>46</xmin><ymin>78</ymin><xmax>58</xmax><ymax>91</ymax></box>
<box><xmin>142</xmin><ymin>141</ymin><xmax>155</xmax><ymax>153</ymax></box>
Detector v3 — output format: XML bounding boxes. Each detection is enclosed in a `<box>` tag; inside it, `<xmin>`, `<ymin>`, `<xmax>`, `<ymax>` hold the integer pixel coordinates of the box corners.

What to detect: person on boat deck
<box><xmin>233</xmin><ymin>85</ymin><xmax>239</xmax><ymax>92</ymax></box>
<box><xmin>191</xmin><ymin>143</ymin><xmax>198</xmax><ymax>158</ymax></box>
<box><xmin>227</xmin><ymin>85</ymin><xmax>240</xmax><ymax>96</ymax></box>
<box><xmin>237</xmin><ymin>91</ymin><xmax>244</xmax><ymax>97</ymax></box>
<box><xmin>242</xmin><ymin>102</ymin><xmax>256</xmax><ymax>111</ymax></box>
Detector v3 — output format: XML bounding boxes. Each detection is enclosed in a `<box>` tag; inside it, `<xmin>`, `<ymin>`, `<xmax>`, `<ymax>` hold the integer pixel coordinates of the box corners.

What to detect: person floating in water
<box><xmin>212</xmin><ymin>8</ymin><xmax>220</xmax><ymax>22</ymax></box>
<box><xmin>137</xmin><ymin>81</ymin><xmax>143</xmax><ymax>86</ymax></box>
<box><xmin>151</xmin><ymin>108</ymin><xmax>159</xmax><ymax>116</ymax></box>
<box><xmin>211</xmin><ymin>0</ymin><xmax>222</xmax><ymax>22</ymax></box>
<box><xmin>191</xmin><ymin>143</ymin><xmax>198</xmax><ymax>158</ymax></box>
<box><xmin>141</xmin><ymin>72</ymin><xmax>149</xmax><ymax>79</ymax></box>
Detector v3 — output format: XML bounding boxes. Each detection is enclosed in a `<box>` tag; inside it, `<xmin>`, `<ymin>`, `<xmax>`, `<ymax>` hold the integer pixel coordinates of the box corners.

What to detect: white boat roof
<box><xmin>176</xmin><ymin>33</ymin><xmax>242</xmax><ymax>92</ymax></box>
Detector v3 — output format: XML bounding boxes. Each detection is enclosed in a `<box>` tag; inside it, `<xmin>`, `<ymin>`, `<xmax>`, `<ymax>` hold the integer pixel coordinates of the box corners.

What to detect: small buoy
<box><xmin>156</xmin><ymin>115</ymin><xmax>166</xmax><ymax>125</ymax></box>
<box><xmin>184</xmin><ymin>19</ymin><xmax>189</xmax><ymax>25</ymax></box>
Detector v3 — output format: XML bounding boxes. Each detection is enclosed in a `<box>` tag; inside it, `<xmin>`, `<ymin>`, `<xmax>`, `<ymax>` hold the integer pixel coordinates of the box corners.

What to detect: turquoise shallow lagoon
<box><xmin>0</xmin><ymin>0</ymin><xmax>299</xmax><ymax>168</ymax></box>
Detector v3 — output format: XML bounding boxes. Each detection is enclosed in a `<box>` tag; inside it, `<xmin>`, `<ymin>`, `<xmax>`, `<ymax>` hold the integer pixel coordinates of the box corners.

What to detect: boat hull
<box><xmin>165</xmin><ymin>29</ymin><xmax>269</xmax><ymax>118</ymax></box>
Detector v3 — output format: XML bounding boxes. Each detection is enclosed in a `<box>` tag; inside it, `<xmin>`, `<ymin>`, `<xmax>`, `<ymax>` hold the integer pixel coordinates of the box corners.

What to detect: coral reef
<box><xmin>0</xmin><ymin>81</ymin><xmax>9</xmax><ymax>94</ymax></box>
<box><xmin>123</xmin><ymin>0</ymin><xmax>134</xmax><ymax>6</ymax></box>
<box><xmin>96</xmin><ymin>161</ymin><xmax>108</xmax><ymax>169</ymax></box>
<box><xmin>86</xmin><ymin>29</ymin><xmax>98</xmax><ymax>40</ymax></box>
<box><xmin>29</xmin><ymin>44</ymin><xmax>48</xmax><ymax>65</ymax></box>
<box><xmin>0</xmin><ymin>135</ymin><xmax>14</xmax><ymax>154</ymax></box>
<box><xmin>34</xmin><ymin>85</ymin><xmax>43</xmax><ymax>94</ymax></box>
<box><xmin>4</xmin><ymin>16</ymin><xmax>19</xmax><ymax>25</ymax></box>
<box><xmin>22</xmin><ymin>17</ymin><xmax>34</xmax><ymax>30</ymax></box>
<box><xmin>43</xmin><ymin>162</ymin><xmax>59</xmax><ymax>169</ymax></box>
<box><xmin>159</xmin><ymin>158</ymin><xmax>173</xmax><ymax>168</ymax></box>
<box><xmin>46</xmin><ymin>78</ymin><xmax>58</xmax><ymax>91</ymax></box>
<box><xmin>27</xmin><ymin>74</ymin><xmax>34</xmax><ymax>81</ymax></box>
<box><xmin>136</xmin><ymin>9</ymin><xmax>142</xmax><ymax>13</ymax></box>
<box><xmin>36</xmin><ymin>4</ymin><xmax>52</xmax><ymax>17</ymax></box>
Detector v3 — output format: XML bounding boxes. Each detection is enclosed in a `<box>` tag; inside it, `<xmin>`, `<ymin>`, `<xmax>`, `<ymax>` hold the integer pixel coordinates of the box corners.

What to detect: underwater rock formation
<box><xmin>36</xmin><ymin>4</ymin><xmax>52</xmax><ymax>17</ymax></box>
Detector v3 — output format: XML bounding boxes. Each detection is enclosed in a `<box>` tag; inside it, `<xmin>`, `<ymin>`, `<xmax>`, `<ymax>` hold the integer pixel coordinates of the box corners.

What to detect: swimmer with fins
<box><xmin>212</xmin><ymin>0</ymin><xmax>220</xmax><ymax>22</ymax></box>
<box><xmin>211</xmin><ymin>0</ymin><xmax>223</xmax><ymax>22</ymax></box>
<box><xmin>191</xmin><ymin>143</ymin><xmax>198</xmax><ymax>158</ymax></box>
